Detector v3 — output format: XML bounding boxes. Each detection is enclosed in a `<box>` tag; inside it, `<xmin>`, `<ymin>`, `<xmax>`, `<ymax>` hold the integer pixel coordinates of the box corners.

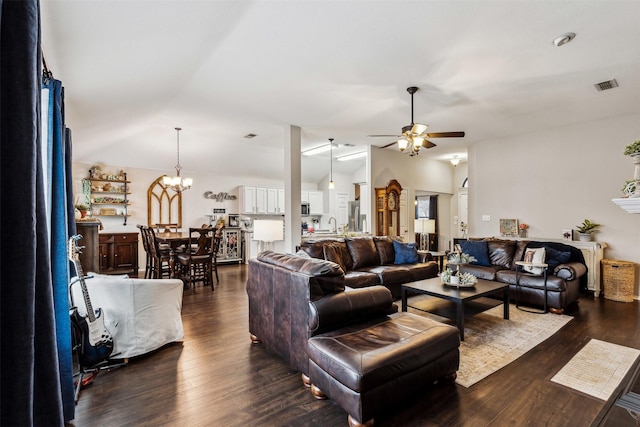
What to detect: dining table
<box><xmin>155</xmin><ymin>231</ymin><xmax>190</xmax><ymax>279</ymax></box>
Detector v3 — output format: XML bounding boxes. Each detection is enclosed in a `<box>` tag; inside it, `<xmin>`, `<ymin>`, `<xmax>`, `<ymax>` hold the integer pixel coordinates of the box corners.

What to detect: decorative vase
<box><xmin>633</xmin><ymin>153</ymin><xmax>640</xmax><ymax>181</ymax></box>
<box><xmin>79</xmin><ymin>210</ymin><xmax>87</xmax><ymax>219</ymax></box>
<box><xmin>518</xmin><ymin>229</ymin><xmax>527</xmax><ymax>238</ymax></box>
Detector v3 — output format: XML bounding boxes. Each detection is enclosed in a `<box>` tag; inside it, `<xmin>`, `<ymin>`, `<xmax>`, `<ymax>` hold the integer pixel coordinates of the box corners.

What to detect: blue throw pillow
<box><xmin>393</xmin><ymin>240</ymin><xmax>419</xmax><ymax>264</ymax></box>
<box><xmin>460</xmin><ymin>240</ymin><xmax>491</xmax><ymax>266</ymax></box>
<box><xmin>544</xmin><ymin>246</ymin><xmax>572</xmax><ymax>275</ymax></box>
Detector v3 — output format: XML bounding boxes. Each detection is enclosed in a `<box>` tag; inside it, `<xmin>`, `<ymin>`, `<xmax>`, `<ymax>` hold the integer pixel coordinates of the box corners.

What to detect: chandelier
<box><xmin>163</xmin><ymin>127</ymin><xmax>193</xmax><ymax>192</ymax></box>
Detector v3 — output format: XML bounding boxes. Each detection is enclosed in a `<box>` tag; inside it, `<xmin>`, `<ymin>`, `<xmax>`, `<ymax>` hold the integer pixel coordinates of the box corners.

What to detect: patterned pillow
<box><xmin>522</xmin><ymin>247</ymin><xmax>546</xmax><ymax>275</ymax></box>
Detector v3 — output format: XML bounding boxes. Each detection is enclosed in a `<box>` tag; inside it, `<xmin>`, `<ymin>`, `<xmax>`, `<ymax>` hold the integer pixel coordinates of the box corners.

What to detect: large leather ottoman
<box><xmin>307</xmin><ymin>312</ymin><xmax>460</xmax><ymax>426</ymax></box>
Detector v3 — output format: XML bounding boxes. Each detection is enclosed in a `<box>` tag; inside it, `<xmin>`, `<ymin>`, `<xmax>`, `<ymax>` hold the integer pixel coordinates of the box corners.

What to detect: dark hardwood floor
<box><xmin>68</xmin><ymin>264</ymin><xmax>640</xmax><ymax>427</ymax></box>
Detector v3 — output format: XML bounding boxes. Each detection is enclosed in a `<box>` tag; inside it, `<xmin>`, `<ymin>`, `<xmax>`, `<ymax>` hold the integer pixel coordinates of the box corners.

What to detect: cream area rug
<box><xmin>551</xmin><ymin>338</ymin><xmax>640</xmax><ymax>400</ymax></box>
<box><xmin>407</xmin><ymin>300</ymin><xmax>573</xmax><ymax>388</ymax></box>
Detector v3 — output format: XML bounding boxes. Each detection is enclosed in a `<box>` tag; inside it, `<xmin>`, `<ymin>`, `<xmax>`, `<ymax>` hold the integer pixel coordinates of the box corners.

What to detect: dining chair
<box><xmin>147</xmin><ymin>226</ymin><xmax>172</xmax><ymax>279</ymax></box>
<box><xmin>155</xmin><ymin>223</ymin><xmax>179</xmax><ymax>233</ymax></box>
<box><xmin>176</xmin><ymin>227</ymin><xmax>217</xmax><ymax>290</ymax></box>
<box><xmin>137</xmin><ymin>224</ymin><xmax>153</xmax><ymax>279</ymax></box>
<box><xmin>211</xmin><ymin>225</ymin><xmax>224</xmax><ymax>284</ymax></box>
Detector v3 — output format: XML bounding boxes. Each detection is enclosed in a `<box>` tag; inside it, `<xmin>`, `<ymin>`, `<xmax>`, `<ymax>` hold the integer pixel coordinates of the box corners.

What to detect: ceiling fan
<box><xmin>368</xmin><ymin>86</ymin><xmax>465</xmax><ymax>156</ymax></box>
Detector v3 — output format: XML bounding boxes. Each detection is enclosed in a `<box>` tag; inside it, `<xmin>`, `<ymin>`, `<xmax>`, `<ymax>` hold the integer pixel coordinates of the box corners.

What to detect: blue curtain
<box><xmin>43</xmin><ymin>78</ymin><xmax>76</xmax><ymax>422</ymax></box>
<box><xmin>0</xmin><ymin>0</ymin><xmax>72</xmax><ymax>424</ymax></box>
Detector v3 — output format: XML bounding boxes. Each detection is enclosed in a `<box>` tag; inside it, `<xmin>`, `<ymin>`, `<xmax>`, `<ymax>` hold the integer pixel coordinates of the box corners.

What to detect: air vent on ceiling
<box><xmin>594</xmin><ymin>79</ymin><xmax>618</xmax><ymax>92</ymax></box>
<box><xmin>244</xmin><ymin>133</ymin><xmax>257</xmax><ymax>139</ymax></box>
<box><xmin>343</xmin><ymin>143</ymin><xmax>355</xmax><ymax>147</ymax></box>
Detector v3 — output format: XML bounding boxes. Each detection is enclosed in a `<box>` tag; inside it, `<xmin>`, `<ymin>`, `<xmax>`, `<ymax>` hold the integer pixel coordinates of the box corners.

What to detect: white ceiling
<box><xmin>41</xmin><ymin>1</ymin><xmax>640</xmax><ymax>183</ymax></box>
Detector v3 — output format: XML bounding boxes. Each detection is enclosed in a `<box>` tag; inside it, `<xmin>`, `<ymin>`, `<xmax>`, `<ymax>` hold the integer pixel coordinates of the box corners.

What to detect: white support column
<box><xmin>284</xmin><ymin>125</ymin><xmax>302</xmax><ymax>253</ymax></box>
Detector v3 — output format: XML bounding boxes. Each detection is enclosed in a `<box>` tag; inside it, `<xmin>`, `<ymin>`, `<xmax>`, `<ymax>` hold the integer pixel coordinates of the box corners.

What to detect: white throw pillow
<box><xmin>522</xmin><ymin>247</ymin><xmax>546</xmax><ymax>275</ymax></box>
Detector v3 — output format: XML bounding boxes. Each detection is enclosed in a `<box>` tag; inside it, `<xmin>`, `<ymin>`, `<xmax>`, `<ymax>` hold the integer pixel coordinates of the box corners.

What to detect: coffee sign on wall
<box><xmin>204</xmin><ymin>191</ymin><xmax>237</xmax><ymax>202</ymax></box>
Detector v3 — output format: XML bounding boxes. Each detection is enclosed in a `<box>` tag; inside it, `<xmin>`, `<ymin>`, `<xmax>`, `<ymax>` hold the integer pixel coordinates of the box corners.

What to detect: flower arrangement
<box><xmin>441</xmin><ymin>268</ymin><xmax>477</xmax><ymax>285</ymax></box>
<box><xmin>447</xmin><ymin>252</ymin><xmax>477</xmax><ymax>264</ymax></box>
<box><xmin>441</xmin><ymin>268</ymin><xmax>454</xmax><ymax>282</ymax></box>
<box><xmin>458</xmin><ymin>272</ymin><xmax>478</xmax><ymax>285</ymax></box>
<box><xmin>519</xmin><ymin>223</ymin><xmax>528</xmax><ymax>230</ymax></box>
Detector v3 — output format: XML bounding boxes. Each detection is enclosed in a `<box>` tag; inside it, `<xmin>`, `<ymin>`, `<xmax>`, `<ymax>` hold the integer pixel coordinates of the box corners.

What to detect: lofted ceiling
<box><xmin>40</xmin><ymin>1</ymin><xmax>640</xmax><ymax>183</ymax></box>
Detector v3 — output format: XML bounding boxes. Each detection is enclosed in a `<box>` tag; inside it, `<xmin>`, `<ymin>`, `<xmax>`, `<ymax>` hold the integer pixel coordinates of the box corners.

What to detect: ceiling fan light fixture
<box><xmin>398</xmin><ymin>138</ymin><xmax>408</xmax><ymax>151</ymax></box>
<box><xmin>411</xmin><ymin>123</ymin><xmax>428</xmax><ymax>135</ymax></box>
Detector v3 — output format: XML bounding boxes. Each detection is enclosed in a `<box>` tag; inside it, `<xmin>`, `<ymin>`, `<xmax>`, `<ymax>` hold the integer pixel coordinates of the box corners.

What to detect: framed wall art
<box><xmin>499</xmin><ymin>218</ymin><xmax>518</xmax><ymax>237</ymax></box>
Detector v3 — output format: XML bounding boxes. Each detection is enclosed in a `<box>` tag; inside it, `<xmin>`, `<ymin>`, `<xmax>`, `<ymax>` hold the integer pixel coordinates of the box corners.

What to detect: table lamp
<box><xmin>414</xmin><ymin>219</ymin><xmax>436</xmax><ymax>251</ymax></box>
<box><xmin>253</xmin><ymin>219</ymin><xmax>284</xmax><ymax>252</ymax></box>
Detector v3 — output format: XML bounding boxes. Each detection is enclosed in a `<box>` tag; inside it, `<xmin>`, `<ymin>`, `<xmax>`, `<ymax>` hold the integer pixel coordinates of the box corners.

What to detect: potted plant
<box><xmin>623</xmin><ymin>139</ymin><xmax>640</xmax><ymax>157</ymax></box>
<box><xmin>575</xmin><ymin>219</ymin><xmax>600</xmax><ymax>242</ymax></box>
<box><xmin>75</xmin><ymin>204</ymin><xmax>89</xmax><ymax>218</ymax></box>
<box><xmin>623</xmin><ymin>139</ymin><xmax>640</xmax><ymax>186</ymax></box>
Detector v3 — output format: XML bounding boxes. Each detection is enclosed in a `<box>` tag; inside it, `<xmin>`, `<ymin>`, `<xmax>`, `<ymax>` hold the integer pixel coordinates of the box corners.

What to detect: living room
<box><xmin>3</xmin><ymin>1</ymin><xmax>640</xmax><ymax>426</ymax></box>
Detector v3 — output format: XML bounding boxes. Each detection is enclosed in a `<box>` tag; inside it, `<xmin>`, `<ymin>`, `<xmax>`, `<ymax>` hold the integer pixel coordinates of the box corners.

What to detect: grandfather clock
<box><xmin>375</xmin><ymin>179</ymin><xmax>402</xmax><ymax>237</ymax></box>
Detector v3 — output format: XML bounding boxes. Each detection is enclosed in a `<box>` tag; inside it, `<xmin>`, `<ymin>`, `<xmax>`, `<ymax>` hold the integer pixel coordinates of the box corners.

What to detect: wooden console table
<box><xmin>98</xmin><ymin>232</ymin><xmax>139</xmax><ymax>276</ymax></box>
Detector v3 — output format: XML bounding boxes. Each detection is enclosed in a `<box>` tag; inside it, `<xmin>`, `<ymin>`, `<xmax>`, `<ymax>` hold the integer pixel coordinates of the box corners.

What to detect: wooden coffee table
<box><xmin>401</xmin><ymin>277</ymin><xmax>509</xmax><ymax>341</ymax></box>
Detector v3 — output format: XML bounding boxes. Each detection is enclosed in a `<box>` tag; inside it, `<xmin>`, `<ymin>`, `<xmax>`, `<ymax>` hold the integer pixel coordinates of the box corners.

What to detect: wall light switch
<box><xmin>482</xmin><ymin>215</ymin><xmax>491</xmax><ymax>222</ymax></box>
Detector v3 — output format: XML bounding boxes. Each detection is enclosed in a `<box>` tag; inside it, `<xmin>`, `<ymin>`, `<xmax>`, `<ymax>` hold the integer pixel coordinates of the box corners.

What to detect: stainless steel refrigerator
<box><xmin>348</xmin><ymin>201</ymin><xmax>366</xmax><ymax>232</ymax></box>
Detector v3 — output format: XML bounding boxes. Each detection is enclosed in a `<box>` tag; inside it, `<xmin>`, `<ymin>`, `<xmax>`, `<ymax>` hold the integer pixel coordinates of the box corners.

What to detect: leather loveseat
<box><xmin>457</xmin><ymin>238</ymin><xmax>588</xmax><ymax>314</ymax></box>
<box><xmin>299</xmin><ymin>236</ymin><xmax>439</xmax><ymax>299</ymax></box>
<box><xmin>247</xmin><ymin>251</ymin><xmax>460</xmax><ymax>426</ymax></box>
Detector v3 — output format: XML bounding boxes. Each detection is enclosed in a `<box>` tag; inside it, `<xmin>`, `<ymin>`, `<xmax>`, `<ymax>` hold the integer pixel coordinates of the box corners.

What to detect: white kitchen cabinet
<box><xmin>240</xmin><ymin>186</ymin><xmax>267</xmax><ymax>214</ymax></box>
<box><xmin>255</xmin><ymin>187</ymin><xmax>268</xmax><ymax>214</ymax></box>
<box><xmin>278</xmin><ymin>189</ymin><xmax>285</xmax><ymax>214</ymax></box>
<box><xmin>301</xmin><ymin>191</ymin><xmax>309</xmax><ymax>203</ymax></box>
<box><xmin>241</xmin><ymin>186</ymin><xmax>257</xmax><ymax>214</ymax></box>
<box><xmin>308</xmin><ymin>191</ymin><xmax>323</xmax><ymax>214</ymax></box>
<box><xmin>266</xmin><ymin>188</ymin><xmax>278</xmax><ymax>214</ymax></box>
<box><xmin>239</xmin><ymin>185</ymin><xmax>283</xmax><ymax>215</ymax></box>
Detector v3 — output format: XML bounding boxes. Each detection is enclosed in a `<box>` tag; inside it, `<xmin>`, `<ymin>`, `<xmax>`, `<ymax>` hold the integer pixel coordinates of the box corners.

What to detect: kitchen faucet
<box><xmin>329</xmin><ymin>216</ymin><xmax>337</xmax><ymax>233</ymax></box>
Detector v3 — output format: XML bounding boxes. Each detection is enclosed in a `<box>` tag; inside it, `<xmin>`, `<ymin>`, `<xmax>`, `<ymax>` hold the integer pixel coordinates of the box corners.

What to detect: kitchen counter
<box><xmin>301</xmin><ymin>232</ymin><xmax>371</xmax><ymax>240</ymax></box>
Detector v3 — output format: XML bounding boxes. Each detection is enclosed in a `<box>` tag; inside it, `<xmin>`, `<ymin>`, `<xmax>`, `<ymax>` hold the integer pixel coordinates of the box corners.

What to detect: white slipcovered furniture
<box><xmin>70</xmin><ymin>274</ymin><xmax>184</xmax><ymax>359</ymax></box>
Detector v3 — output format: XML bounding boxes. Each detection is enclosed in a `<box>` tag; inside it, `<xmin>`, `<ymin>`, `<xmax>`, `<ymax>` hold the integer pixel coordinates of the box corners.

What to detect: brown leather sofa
<box><xmin>457</xmin><ymin>238</ymin><xmax>588</xmax><ymax>314</ymax></box>
<box><xmin>299</xmin><ymin>236</ymin><xmax>439</xmax><ymax>299</ymax></box>
<box><xmin>247</xmin><ymin>251</ymin><xmax>460</xmax><ymax>426</ymax></box>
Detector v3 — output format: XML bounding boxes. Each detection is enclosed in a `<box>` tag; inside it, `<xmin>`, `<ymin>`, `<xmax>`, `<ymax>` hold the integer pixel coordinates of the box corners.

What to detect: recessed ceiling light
<box><xmin>553</xmin><ymin>32</ymin><xmax>576</xmax><ymax>47</ymax></box>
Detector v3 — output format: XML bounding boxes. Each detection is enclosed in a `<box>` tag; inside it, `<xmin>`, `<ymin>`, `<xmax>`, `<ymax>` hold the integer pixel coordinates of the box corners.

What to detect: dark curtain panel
<box><xmin>1</xmin><ymin>0</ymin><xmax>66</xmax><ymax>425</ymax></box>
<box><xmin>429</xmin><ymin>195</ymin><xmax>438</xmax><ymax>232</ymax></box>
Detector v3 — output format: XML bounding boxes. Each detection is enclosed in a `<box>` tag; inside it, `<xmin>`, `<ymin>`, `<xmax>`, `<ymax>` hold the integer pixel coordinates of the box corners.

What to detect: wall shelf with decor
<box><xmin>84</xmin><ymin>169</ymin><xmax>131</xmax><ymax>225</ymax></box>
<box><xmin>612</xmin><ymin>198</ymin><xmax>640</xmax><ymax>214</ymax></box>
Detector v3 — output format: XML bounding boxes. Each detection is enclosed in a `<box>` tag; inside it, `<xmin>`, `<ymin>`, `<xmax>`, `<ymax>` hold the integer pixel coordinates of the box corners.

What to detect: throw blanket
<box><xmin>525</xmin><ymin>241</ymin><xmax>588</xmax><ymax>291</ymax></box>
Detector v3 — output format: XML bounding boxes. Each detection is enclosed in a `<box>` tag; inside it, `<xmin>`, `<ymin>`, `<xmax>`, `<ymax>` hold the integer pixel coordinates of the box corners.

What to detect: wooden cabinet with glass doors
<box><xmin>375</xmin><ymin>179</ymin><xmax>402</xmax><ymax>238</ymax></box>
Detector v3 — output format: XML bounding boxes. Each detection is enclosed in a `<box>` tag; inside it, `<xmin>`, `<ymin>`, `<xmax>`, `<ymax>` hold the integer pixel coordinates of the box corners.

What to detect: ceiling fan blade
<box><xmin>423</xmin><ymin>139</ymin><xmax>437</xmax><ymax>149</ymax></box>
<box><xmin>426</xmin><ymin>131</ymin><xmax>465</xmax><ymax>138</ymax></box>
<box><xmin>367</xmin><ymin>134</ymin><xmax>401</xmax><ymax>138</ymax></box>
<box><xmin>378</xmin><ymin>141</ymin><xmax>398</xmax><ymax>149</ymax></box>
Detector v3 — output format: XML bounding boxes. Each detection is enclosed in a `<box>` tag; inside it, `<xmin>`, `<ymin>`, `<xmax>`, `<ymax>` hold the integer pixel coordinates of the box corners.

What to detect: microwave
<box><xmin>301</xmin><ymin>203</ymin><xmax>310</xmax><ymax>216</ymax></box>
